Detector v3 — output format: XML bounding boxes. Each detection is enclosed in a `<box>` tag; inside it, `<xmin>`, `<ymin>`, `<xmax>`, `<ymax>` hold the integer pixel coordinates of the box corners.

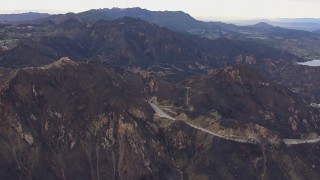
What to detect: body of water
<box><xmin>297</xmin><ymin>59</ymin><xmax>320</xmax><ymax>67</ymax></box>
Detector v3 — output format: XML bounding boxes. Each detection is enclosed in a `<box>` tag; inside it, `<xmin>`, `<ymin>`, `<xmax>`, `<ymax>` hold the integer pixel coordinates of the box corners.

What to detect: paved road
<box><xmin>283</xmin><ymin>137</ymin><xmax>320</xmax><ymax>145</ymax></box>
<box><xmin>148</xmin><ymin>101</ymin><xmax>256</xmax><ymax>144</ymax></box>
<box><xmin>149</xmin><ymin>102</ymin><xmax>175</xmax><ymax>120</ymax></box>
<box><xmin>186</xmin><ymin>122</ymin><xmax>257</xmax><ymax>143</ymax></box>
<box><xmin>148</xmin><ymin>101</ymin><xmax>320</xmax><ymax>146</ymax></box>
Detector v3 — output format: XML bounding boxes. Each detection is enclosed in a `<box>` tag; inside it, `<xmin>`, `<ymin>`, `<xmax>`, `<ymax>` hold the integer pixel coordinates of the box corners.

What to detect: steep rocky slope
<box><xmin>0</xmin><ymin>59</ymin><xmax>319</xmax><ymax>179</ymax></box>
<box><xmin>145</xmin><ymin>66</ymin><xmax>320</xmax><ymax>144</ymax></box>
<box><xmin>184</xmin><ymin>66</ymin><xmax>320</xmax><ymax>138</ymax></box>
<box><xmin>0</xmin><ymin>58</ymin><xmax>176</xmax><ymax>179</ymax></box>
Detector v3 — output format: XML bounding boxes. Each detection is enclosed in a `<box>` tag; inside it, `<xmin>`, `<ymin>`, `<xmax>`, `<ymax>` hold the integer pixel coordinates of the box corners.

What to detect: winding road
<box><xmin>149</xmin><ymin>102</ymin><xmax>175</xmax><ymax>120</ymax></box>
<box><xmin>148</xmin><ymin>101</ymin><xmax>320</xmax><ymax>146</ymax></box>
<box><xmin>283</xmin><ymin>138</ymin><xmax>320</xmax><ymax>145</ymax></box>
<box><xmin>148</xmin><ymin>101</ymin><xmax>257</xmax><ymax>144</ymax></box>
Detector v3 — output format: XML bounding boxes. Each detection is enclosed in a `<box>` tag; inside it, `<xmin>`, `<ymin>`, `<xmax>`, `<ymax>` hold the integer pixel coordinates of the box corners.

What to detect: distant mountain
<box><xmin>7</xmin><ymin>8</ymin><xmax>318</xmax><ymax>42</ymax></box>
<box><xmin>251</xmin><ymin>22</ymin><xmax>274</xmax><ymax>28</ymax></box>
<box><xmin>37</xmin><ymin>8</ymin><xmax>320</xmax><ymax>60</ymax></box>
<box><xmin>0</xmin><ymin>17</ymin><xmax>297</xmax><ymax>72</ymax></box>
<box><xmin>37</xmin><ymin>7</ymin><xmax>206</xmax><ymax>32</ymax></box>
<box><xmin>272</xmin><ymin>21</ymin><xmax>320</xmax><ymax>32</ymax></box>
<box><xmin>21</xmin><ymin>8</ymin><xmax>320</xmax><ymax>61</ymax></box>
<box><xmin>0</xmin><ymin>12</ymin><xmax>50</xmax><ymax>22</ymax></box>
<box><xmin>228</xmin><ymin>18</ymin><xmax>320</xmax><ymax>31</ymax></box>
<box><xmin>276</xmin><ymin>18</ymin><xmax>320</xmax><ymax>23</ymax></box>
<box><xmin>205</xmin><ymin>21</ymin><xmax>317</xmax><ymax>39</ymax></box>
<box><xmin>275</xmin><ymin>18</ymin><xmax>320</xmax><ymax>30</ymax></box>
<box><xmin>52</xmin><ymin>8</ymin><xmax>313</xmax><ymax>37</ymax></box>
<box><xmin>0</xmin><ymin>17</ymin><xmax>209</xmax><ymax>69</ymax></box>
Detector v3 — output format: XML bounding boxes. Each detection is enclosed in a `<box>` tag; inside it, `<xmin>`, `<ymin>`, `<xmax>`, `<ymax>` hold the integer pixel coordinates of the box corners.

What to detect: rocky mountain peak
<box><xmin>40</xmin><ymin>56</ymin><xmax>77</xmax><ymax>69</ymax></box>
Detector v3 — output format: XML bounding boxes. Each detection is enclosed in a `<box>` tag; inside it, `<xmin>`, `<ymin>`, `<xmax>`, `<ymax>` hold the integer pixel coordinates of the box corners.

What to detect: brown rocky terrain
<box><xmin>0</xmin><ymin>58</ymin><xmax>176</xmax><ymax>179</ymax></box>
<box><xmin>185</xmin><ymin>65</ymin><xmax>320</xmax><ymax>138</ymax></box>
<box><xmin>0</xmin><ymin>59</ymin><xmax>319</xmax><ymax>179</ymax></box>
<box><xmin>266</xmin><ymin>62</ymin><xmax>320</xmax><ymax>103</ymax></box>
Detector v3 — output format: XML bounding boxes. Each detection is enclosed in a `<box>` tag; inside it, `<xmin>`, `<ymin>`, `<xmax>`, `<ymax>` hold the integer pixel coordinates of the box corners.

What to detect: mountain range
<box><xmin>0</xmin><ymin>12</ymin><xmax>49</xmax><ymax>22</ymax></box>
<box><xmin>20</xmin><ymin>7</ymin><xmax>320</xmax><ymax>60</ymax></box>
<box><xmin>0</xmin><ymin>8</ymin><xmax>320</xmax><ymax>179</ymax></box>
<box><xmin>2</xmin><ymin>8</ymin><xmax>320</xmax><ymax>59</ymax></box>
<box><xmin>225</xmin><ymin>18</ymin><xmax>320</xmax><ymax>31</ymax></box>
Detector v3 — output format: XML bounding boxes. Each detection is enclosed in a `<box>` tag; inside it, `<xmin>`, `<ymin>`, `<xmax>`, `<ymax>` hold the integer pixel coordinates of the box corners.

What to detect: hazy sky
<box><xmin>1</xmin><ymin>0</ymin><xmax>320</xmax><ymax>19</ymax></box>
